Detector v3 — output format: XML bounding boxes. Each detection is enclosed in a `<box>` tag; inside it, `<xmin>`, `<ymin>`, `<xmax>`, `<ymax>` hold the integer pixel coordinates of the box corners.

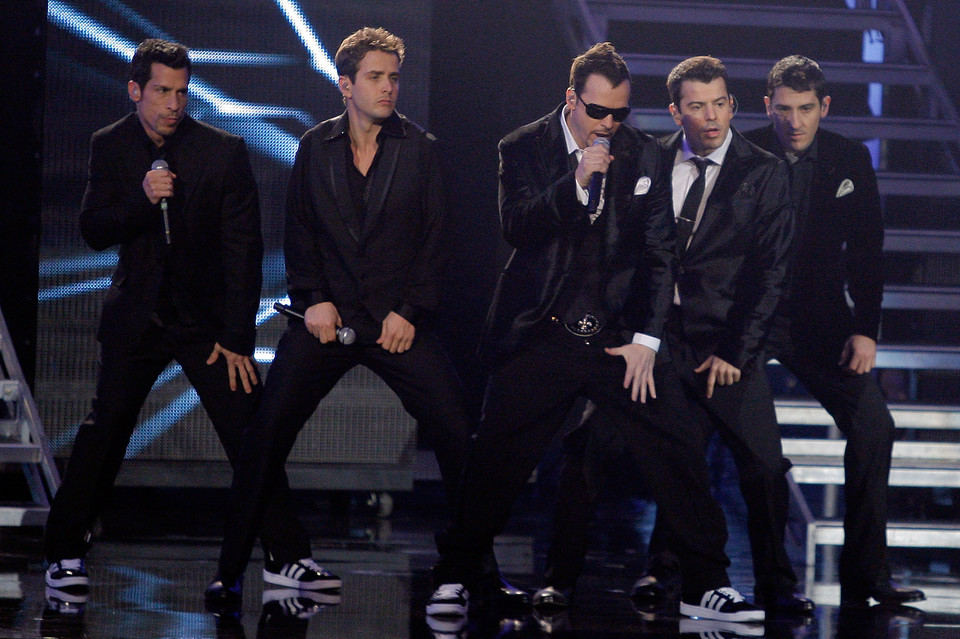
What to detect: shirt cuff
<box><xmin>632</xmin><ymin>333</ymin><xmax>660</xmax><ymax>352</ymax></box>
<box><xmin>575</xmin><ymin>180</ymin><xmax>589</xmax><ymax>205</ymax></box>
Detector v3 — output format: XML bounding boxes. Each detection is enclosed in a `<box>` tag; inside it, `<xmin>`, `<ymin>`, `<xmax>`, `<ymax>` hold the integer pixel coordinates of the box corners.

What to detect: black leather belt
<box><xmin>551</xmin><ymin>313</ymin><xmax>603</xmax><ymax>338</ymax></box>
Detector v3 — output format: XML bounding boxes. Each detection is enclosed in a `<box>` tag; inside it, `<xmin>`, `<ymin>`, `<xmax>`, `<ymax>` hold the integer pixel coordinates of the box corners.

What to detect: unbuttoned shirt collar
<box><xmin>678</xmin><ymin>127</ymin><xmax>732</xmax><ymax>167</ymax></box>
<box><xmin>560</xmin><ymin>104</ymin><xmax>583</xmax><ymax>156</ymax></box>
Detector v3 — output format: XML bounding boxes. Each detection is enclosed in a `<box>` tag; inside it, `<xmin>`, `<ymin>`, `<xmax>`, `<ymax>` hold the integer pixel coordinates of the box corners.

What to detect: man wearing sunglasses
<box><xmin>429</xmin><ymin>43</ymin><xmax>764</xmax><ymax>624</ymax></box>
<box><xmin>541</xmin><ymin>54</ymin><xmax>803</xmax><ymax>620</ymax></box>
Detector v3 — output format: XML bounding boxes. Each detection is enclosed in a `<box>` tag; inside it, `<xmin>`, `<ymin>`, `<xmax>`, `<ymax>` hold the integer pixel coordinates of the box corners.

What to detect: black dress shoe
<box><xmin>840</xmin><ymin>580</ymin><xmax>925</xmax><ymax>607</ymax></box>
<box><xmin>205</xmin><ymin>576</ymin><xmax>243</xmax><ymax>614</ymax></box>
<box><xmin>496</xmin><ymin>577</ymin><xmax>531</xmax><ymax>608</ymax></box>
<box><xmin>755</xmin><ymin>590</ymin><xmax>815</xmax><ymax>615</ymax></box>
<box><xmin>532</xmin><ymin>585</ymin><xmax>570</xmax><ymax>609</ymax></box>
<box><xmin>630</xmin><ymin>574</ymin><xmax>667</xmax><ymax>605</ymax></box>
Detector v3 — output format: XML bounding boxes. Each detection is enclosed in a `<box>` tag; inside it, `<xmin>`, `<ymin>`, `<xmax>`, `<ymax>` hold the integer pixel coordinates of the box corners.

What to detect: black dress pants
<box><xmin>44</xmin><ymin>321</ymin><xmax>308</xmax><ymax>563</ymax></box>
<box><xmin>651</xmin><ymin>324</ymin><xmax>797</xmax><ymax>596</ymax></box>
<box><xmin>435</xmin><ymin>325</ymin><xmax>731</xmax><ymax>600</ymax></box>
<box><xmin>218</xmin><ymin>322</ymin><xmax>474</xmax><ymax>582</ymax></box>
<box><xmin>544</xmin><ymin>406</ymin><xmax>640</xmax><ymax>591</ymax></box>
<box><xmin>772</xmin><ymin>338</ymin><xmax>896</xmax><ymax>590</ymax></box>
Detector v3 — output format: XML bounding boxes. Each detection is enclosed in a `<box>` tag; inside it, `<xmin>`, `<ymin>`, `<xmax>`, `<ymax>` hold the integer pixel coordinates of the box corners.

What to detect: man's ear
<box><xmin>127</xmin><ymin>80</ymin><xmax>141</xmax><ymax>102</ymax></box>
<box><xmin>669</xmin><ymin>102</ymin><xmax>682</xmax><ymax>126</ymax></box>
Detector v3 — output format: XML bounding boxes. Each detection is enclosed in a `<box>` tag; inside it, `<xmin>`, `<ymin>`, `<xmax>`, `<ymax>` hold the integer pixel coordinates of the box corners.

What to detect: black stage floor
<box><xmin>2</xmin><ymin>460</ymin><xmax>958</xmax><ymax>639</ymax></box>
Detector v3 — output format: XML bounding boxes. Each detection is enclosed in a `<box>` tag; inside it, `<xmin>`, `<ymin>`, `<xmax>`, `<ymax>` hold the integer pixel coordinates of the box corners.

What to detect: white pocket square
<box><xmin>634</xmin><ymin>176</ymin><xmax>651</xmax><ymax>195</ymax></box>
<box><xmin>836</xmin><ymin>179</ymin><xmax>854</xmax><ymax>198</ymax></box>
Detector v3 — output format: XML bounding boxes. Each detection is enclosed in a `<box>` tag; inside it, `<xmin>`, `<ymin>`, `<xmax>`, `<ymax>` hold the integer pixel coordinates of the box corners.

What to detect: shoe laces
<box><xmin>434</xmin><ymin>583</ymin><xmax>466</xmax><ymax>599</ymax></box>
<box><xmin>58</xmin><ymin>559</ymin><xmax>84</xmax><ymax>571</ymax></box>
<box><xmin>297</xmin><ymin>557</ymin><xmax>326</xmax><ymax>574</ymax></box>
<box><xmin>712</xmin><ymin>586</ymin><xmax>745</xmax><ymax>603</ymax></box>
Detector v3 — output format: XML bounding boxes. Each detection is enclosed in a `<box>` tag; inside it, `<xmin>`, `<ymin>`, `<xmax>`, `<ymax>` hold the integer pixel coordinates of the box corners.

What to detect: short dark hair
<box><xmin>666</xmin><ymin>56</ymin><xmax>728</xmax><ymax>107</ymax></box>
<box><xmin>335</xmin><ymin>27</ymin><xmax>405</xmax><ymax>82</ymax></box>
<box><xmin>130</xmin><ymin>39</ymin><xmax>191</xmax><ymax>89</ymax></box>
<box><xmin>766</xmin><ymin>55</ymin><xmax>828</xmax><ymax>102</ymax></box>
<box><xmin>569</xmin><ymin>42</ymin><xmax>630</xmax><ymax>95</ymax></box>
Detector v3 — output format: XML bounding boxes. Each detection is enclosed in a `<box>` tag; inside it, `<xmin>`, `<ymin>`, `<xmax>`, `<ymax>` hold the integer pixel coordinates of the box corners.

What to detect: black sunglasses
<box><xmin>576</xmin><ymin>94</ymin><xmax>631</xmax><ymax>122</ymax></box>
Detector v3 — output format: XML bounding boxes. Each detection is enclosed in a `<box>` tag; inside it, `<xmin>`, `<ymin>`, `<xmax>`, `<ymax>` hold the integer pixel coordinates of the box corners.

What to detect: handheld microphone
<box><xmin>150</xmin><ymin>159</ymin><xmax>172</xmax><ymax>245</ymax></box>
<box><xmin>586</xmin><ymin>136</ymin><xmax>610</xmax><ymax>214</ymax></box>
<box><xmin>272</xmin><ymin>302</ymin><xmax>356</xmax><ymax>345</ymax></box>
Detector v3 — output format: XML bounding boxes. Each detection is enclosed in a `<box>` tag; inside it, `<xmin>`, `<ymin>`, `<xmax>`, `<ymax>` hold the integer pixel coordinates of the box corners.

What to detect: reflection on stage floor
<box><xmin>1</xmin><ymin>467</ymin><xmax>958</xmax><ymax>638</ymax></box>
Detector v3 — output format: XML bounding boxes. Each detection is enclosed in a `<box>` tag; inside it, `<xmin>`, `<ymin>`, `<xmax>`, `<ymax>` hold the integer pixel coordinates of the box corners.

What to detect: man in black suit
<box><xmin>745</xmin><ymin>55</ymin><xmax>925</xmax><ymax>607</ymax></box>
<box><xmin>430</xmin><ymin>43</ymin><xmax>764</xmax><ymax>624</ymax></box>
<box><xmin>626</xmin><ymin>55</ymin><xmax>809</xmax><ymax>615</ymax></box>
<box><xmin>207</xmin><ymin>27</ymin><xmax>476</xmax><ymax>601</ymax></box>
<box><xmin>44</xmin><ymin>39</ymin><xmax>310</xmax><ymax>591</ymax></box>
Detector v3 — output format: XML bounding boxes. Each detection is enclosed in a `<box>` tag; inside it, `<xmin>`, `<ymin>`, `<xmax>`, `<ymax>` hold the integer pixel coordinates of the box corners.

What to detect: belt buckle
<box><xmin>564</xmin><ymin>313</ymin><xmax>602</xmax><ymax>338</ymax></box>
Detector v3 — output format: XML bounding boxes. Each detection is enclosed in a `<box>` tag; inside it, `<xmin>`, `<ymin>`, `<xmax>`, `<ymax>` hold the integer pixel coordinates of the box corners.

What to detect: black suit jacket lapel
<box><xmin>539</xmin><ymin>108</ymin><xmax>572</xmax><ymax>186</ymax></box>
<box><xmin>362</xmin><ymin>132</ymin><xmax>401</xmax><ymax>239</ymax></box>
<box><xmin>602</xmin><ymin>130</ymin><xmax>636</xmax><ymax>249</ymax></box>
<box><xmin>317</xmin><ymin>114</ymin><xmax>362</xmax><ymax>244</ymax></box>
<box><xmin>688</xmin><ymin>132</ymin><xmax>745</xmax><ymax>253</ymax></box>
<box><xmin>169</xmin><ymin>118</ymin><xmax>202</xmax><ymax>231</ymax></box>
<box><xmin>813</xmin><ymin>134</ymin><xmax>839</xmax><ymax>215</ymax></box>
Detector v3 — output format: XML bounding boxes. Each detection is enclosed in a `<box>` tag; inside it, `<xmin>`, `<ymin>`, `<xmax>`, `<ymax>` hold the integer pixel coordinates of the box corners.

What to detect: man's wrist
<box><xmin>632</xmin><ymin>333</ymin><xmax>660</xmax><ymax>352</ymax></box>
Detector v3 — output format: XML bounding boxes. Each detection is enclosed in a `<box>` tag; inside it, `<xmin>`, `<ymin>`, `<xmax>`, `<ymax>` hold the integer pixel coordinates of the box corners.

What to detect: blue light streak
<box><xmin>40</xmin><ymin>252</ymin><xmax>118</xmax><ymax>277</ymax></box>
<box><xmin>274</xmin><ymin>0</ymin><xmax>339</xmax><ymax>83</ymax></box>
<box><xmin>47</xmin><ymin>1</ymin><xmax>312</xmax><ymax>164</ymax></box>
<box><xmin>38</xmin><ymin>277</ymin><xmax>112</xmax><ymax>302</ymax></box>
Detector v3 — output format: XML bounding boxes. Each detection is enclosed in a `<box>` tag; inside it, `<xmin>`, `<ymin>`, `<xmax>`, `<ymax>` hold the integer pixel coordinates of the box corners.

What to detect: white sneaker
<box><xmin>263</xmin><ymin>557</ymin><xmax>341</xmax><ymax>590</ymax></box>
<box><xmin>45</xmin><ymin>559</ymin><xmax>89</xmax><ymax>588</ymax></box>
<box><xmin>426</xmin><ymin>583</ymin><xmax>469</xmax><ymax>616</ymax></box>
<box><xmin>679</xmin><ymin>587</ymin><xmax>765</xmax><ymax>623</ymax></box>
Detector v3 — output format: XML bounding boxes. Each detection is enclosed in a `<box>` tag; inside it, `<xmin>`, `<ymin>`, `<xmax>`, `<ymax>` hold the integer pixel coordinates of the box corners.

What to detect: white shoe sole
<box><xmin>425</xmin><ymin>601</ymin><xmax>468</xmax><ymax>616</ymax></box>
<box><xmin>262</xmin><ymin>588</ymin><xmax>341</xmax><ymax>606</ymax></box>
<box><xmin>679</xmin><ymin>602</ymin><xmax>765</xmax><ymax>623</ymax></box>
<box><xmin>45</xmin><ymin>573</ymin><xmax>89</xmax><ymax>588</ymax></box>
<box><xmin>263</xmin><ymin>570</ymin><xmax>341</xmax><ymax>590</ymax></box>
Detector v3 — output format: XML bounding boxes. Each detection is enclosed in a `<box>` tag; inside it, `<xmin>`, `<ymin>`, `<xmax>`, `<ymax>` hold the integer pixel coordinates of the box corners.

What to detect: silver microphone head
<box><xmin>151</xmin><ymin>159</ymin><xmax>169</xmax><ymax>171</ymax></box>
<box><xmin>336</xmin><ymin>326</ymin><xmax>356</xmax><ymax>346</ymax></box>
<box><xmin>592</xmin><ymin>136</ymin><xmax>611</xmax><ymax>149</ymax></box>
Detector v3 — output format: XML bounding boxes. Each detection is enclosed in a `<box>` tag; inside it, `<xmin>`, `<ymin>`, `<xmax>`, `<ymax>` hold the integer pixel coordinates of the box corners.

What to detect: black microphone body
<box><xmin>586</xmin><ymin>136</ymin><xmax>611</xmax><ymax>214</ymax></box>
<box><xmin>272</xmin><ymin>302</ymin><xmax>356</xmax><ymax>345</ymax></box>
<box><xmin>150</xmin><ymin>158</ymin><xmax>172</xmax><ymax>245</ymax></box>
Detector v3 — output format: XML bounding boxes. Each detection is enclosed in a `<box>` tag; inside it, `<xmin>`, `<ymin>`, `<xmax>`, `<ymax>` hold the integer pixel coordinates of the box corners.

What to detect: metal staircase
<box><xmin>553</xmin><ymin>0</ymin><xmax>960</xmax><ymax>606</ymax></box>
<box><xmin>0</xmin><ymin>307</ymin><xmax>59</xmax><ymax>526</ymax></box>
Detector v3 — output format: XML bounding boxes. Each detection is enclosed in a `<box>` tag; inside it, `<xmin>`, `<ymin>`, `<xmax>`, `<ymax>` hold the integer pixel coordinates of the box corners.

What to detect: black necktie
<box><xmin>677</xmin><ymin>156</ymin><xmax>712</xmax><ymax>258</ymax></box>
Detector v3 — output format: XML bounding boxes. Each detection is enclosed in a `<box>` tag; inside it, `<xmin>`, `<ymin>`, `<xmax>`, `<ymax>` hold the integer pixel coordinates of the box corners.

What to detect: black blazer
<box><xmin>482</xmin><ymin>105</ymin><xmax>677</xmax><ymax>362</ymax></box>
<box><xmin>661</xmin><ymin>128</ymin><xmax>794</xmax><ymax>371</ymax></box>
<box><xmin>81</xmin><ymin>113</ymin><xmax>264</xmax><ymax>355</ymax></box>
<box><xmin>745</xmin><ymin>125</ymin><xmax>884</xmax><ymax>356</ymax></box>
<box><xmin>283</xmin><ymin>111</ymin><xmax>448</xmax><ymax>343</ymax></box>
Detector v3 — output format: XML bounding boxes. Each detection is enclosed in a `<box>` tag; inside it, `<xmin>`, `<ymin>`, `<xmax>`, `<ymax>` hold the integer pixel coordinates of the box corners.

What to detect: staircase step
<box><xmin>790</xmin><ymin>464</ymin><xmax>960</xmax><ymax>488</ymax></box>
<box><xmin>587</xmin><ymin>0</ymin><xmax>902</xmax><ymax>32</ymax></box>
<box><xmin>0</xmin><ymin>505</ymin><xmax>49</xmax><ymax>527</ymax></box>
<box><xmin>776</xmin><ymin>400</ymin><xmax>960</xmax><ymax>429</ymax></box>
<box><xmin>885</xmin><ymin>230</ymin><xmax>960</xmax><ymax>254</ymax></box>
<box><xmin>0</xmin><ymin>440</ymin><xmax>43</xmax><ymax>463</ymax></box>
<box><xmin>631</xmin><ymin>109</ymin><xmax>960</xmax><ymax>142</ymax></box>
<box><xmin>783</xmin><ymin>440</ymin><xmax>960</xmax><ymax>460</ymax></box>
<box><xmin>808</xmin><ymin>520</ymin><xmax>960</xmax><ymax>549</ymax></box>
<box><xmin>622</xmin><ymin>53</ymin><xmax>934</xmax><ymax>86</ymax></box>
